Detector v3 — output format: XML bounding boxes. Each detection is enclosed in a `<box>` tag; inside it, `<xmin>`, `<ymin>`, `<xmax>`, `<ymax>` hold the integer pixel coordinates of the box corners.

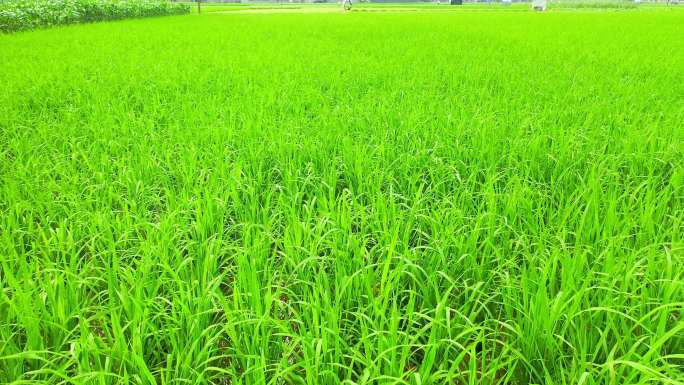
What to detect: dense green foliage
<box><xmin>1</xmin><ymin>9</ymin><xmax>683</xmax><ymax>385</ymax></box>
<box><xmin>0</xmin><ymin>0</ymin><xmax>189</xmax><ymax>32</ymax></box>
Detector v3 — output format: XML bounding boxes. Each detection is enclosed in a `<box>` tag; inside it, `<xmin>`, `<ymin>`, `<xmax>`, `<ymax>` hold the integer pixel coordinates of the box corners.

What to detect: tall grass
<box><xmin>1</xmin><ymin>10</ymin><xmax>683</xmax><ymax>385</ymax></box>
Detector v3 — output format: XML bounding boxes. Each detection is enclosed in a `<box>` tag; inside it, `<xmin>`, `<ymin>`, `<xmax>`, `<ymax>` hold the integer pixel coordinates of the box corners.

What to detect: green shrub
<box><xmin>0</xmin><ymin>0</ymin><xmax>190</xmax><ymax>32</ymax></box>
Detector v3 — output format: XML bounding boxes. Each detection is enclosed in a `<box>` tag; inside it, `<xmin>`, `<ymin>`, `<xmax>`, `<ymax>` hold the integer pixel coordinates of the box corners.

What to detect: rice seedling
<box><xmin>0</xmin><ymin>8</ymin><xmax>683</xmax><ymax>385</ymax></box>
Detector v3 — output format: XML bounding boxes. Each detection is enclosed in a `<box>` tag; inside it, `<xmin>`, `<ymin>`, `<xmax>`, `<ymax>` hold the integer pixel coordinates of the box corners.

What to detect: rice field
<box><xmin>1</xmin><ymin>7</ymin><xmax>683</xmax><ymax>385</ymax></box>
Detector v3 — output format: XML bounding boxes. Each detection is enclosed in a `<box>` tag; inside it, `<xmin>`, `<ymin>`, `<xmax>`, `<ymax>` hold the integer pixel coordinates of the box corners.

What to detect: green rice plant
<box><xmin>0</xmin><ymin>8</ymin><xmax>683</xmax><ymax>385</ymax></box>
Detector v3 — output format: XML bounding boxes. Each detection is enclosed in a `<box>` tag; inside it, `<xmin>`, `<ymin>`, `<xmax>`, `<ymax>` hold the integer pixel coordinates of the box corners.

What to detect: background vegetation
<box><xmin>0</xmin><ymin>0</ymin><xmax>189</xmax><ymax>32</ymax></box>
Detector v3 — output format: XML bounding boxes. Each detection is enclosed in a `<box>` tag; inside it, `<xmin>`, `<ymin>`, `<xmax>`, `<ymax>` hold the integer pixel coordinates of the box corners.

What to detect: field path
<box><xmin>215</xmin><ymin>6</ymin><xmax>530</xmax><ymax>14</ymax></box>
<box><xmin>216</xmin><ymin>7</ymin><xmax>342</xmax><ymax>14</ymax></box>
